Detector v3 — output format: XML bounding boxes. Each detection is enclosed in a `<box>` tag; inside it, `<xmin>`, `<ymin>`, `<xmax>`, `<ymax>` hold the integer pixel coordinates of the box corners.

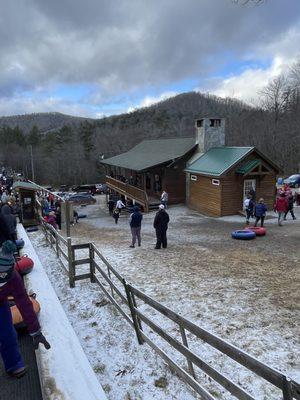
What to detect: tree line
<box><xmin>1</xmin><ymin>59</ymin><xmax>300</xmax><ymax>186</ymax></box>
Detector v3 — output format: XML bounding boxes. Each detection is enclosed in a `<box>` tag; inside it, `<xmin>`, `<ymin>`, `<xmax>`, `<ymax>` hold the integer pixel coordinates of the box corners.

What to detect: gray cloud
<box><xmin>1</xmin><ymin>0</ymin><xmax>300</xmax><ymax>113</ymax></box>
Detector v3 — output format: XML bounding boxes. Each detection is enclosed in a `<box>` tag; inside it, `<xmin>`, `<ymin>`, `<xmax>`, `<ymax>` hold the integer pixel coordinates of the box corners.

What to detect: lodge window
<box><xmin>210</xmin><ymin>119</ymin><xmax>221</xmax><ymax>127</ymax></box>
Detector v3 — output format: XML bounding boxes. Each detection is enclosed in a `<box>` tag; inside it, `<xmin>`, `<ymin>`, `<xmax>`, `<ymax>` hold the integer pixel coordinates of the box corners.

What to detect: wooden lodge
<box><xmin>101</xmin><ymin>138</ymin><xmax>196</xmax><ymax>211</ymax></box>
<box><xmin>185</xmin><ymin>146</ymin><xmax>280</xmax><ymax>217</ymax></box>
<box><xmin>101</xmin><ymin>117</ymin><xmax>280</xmax><ymax>216</ymax></box>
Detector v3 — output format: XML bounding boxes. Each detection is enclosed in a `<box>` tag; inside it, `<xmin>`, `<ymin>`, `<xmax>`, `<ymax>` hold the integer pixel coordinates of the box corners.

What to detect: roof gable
<box><xmin>101</xmin><ymin>137</ymin><xmax>196</xmax><ymax>171</ymax></box>
<box><xmin>185</xmin><ymin>147</ymin><xmax>254</xmax><ymax>177</ymax></box>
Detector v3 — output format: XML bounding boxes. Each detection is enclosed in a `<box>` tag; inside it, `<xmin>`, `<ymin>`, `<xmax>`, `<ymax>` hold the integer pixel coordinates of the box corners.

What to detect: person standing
<box><xmin>0</xmin><ymin>241</ymin><xmax>50</xmax><ymax>378</ymax></box>
<box><xmin>161</xmin><ymin>191</ymin><xmax>169</xmax><ymax>209</ymax></box>
<box><xmin>1</xmin><ymin>204</ymin><xmax>17</xmax><ymax>241</ymax></box>
<box><xmin>244</xmin><ymin>194</ymin><xmax>254</xmax><ymax>225</ymax></box>
<box><xmin>254</xmin><ymin>198</ymin><xmax>267</xmax><ymax>227</ymax></box>
<box><xmin>129</xmin><ymin>206</ymin><xmax>143</xmax><ymax>248</ymax></box>
<box><xmin>274</xmin><ymin>193</ymin><xmax>288</xmax><ymax>226</ymax></box>
<box><xmin>154</xmin><ymin>204</ymin><xmax>170</xmax><ymax>249</ymax></box>
<box><xmin>284</xmin><ymin>192</ymin><xmax>296</xmax><ymax>221</ymax></box>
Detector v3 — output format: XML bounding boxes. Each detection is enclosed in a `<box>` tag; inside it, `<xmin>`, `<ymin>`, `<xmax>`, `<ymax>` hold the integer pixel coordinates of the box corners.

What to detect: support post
<box><xmin>123</xmin><ymin>281</ymin><xmax>144</xmax><ymax>345</ymax></box>
<box><xmin>282</xmin><ymin>377</ymin><xmax>293</xmax><ymax>400</ymax></box>
<box><xmin>55</xmin><ymin>232</ymin><xmax>59</xmax><ymax>257</ymax></box>
<box><xmin>89</xmin><ymin>243</ymin><xmax>96</xmax><ymax>283</ymax></box>
<box><xmin>65</xmin><ymin>201</ymin><xmax>71</xmax><ymax>237</ymax></box>
<box><xmin>179</xmin><ymin>322</ymin><xmax>197</xmax><ymax>380</ymax></box>
<box><xmin>107</xmin><ymin>265</ymin><xmax>115</xmax><ymax>299</ymax></box>
<box><xmin>67</xmin><ymin>237</ymin><xmax>74</xmax><ymax>288</ymax></box>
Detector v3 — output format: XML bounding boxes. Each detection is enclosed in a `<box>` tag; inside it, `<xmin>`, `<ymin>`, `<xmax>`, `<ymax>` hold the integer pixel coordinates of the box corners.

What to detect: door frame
<box><xmin>243</xmin><ymin>179</ymin><xmax>256</xmax><ymax>208</ymax></box>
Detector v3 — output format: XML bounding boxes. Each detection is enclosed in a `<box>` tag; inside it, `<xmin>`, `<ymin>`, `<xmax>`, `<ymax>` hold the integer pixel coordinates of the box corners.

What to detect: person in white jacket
<box><xmin>116</xmin><ymin>199</ymin><xmax>125</xmax><ymax>214</ymax></box>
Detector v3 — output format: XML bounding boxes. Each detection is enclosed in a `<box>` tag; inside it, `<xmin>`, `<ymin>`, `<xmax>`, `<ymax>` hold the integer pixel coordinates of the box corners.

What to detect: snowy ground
<box><xmin>29</xmin><ymin>197</ymin><xmax>300</xmax><ymax>400</ymax></box>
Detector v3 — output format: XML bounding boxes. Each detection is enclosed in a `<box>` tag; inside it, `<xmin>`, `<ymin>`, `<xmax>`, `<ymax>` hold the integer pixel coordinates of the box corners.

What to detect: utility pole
<box><xmin>30</xmin><ymin>145</ymin><xmax>35</xmax><ymax>181</ymax></box>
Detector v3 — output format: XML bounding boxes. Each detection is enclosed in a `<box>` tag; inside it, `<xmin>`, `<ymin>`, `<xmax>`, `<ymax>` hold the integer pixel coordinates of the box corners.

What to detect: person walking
<box><xmin>112</xmin><ymin>208</ymin><xmax>120</xmax><ymax>224</ymax></box>
<box><xmin>160</xmin><ymin>191</ymin><xmax>169</xmax><ymax>209</ymax></box>
<box><xmin>0</xmin><ymin>241</ymin><xmax>50</xmax><ymax>378</ymax></box>
<box><xmin>153</xmin><ymin>204</ymin><xmax>170</xmax><ymax>249</ymax></box>
<box><xmin>284</xmin><ymin>192</ymin><xmax>296</xmax><ymax>221</ymax></box>
<box><xmin>254</xmin><ymin>198</ymin><xmax>267</xmax><ymax>227</ymax></box>
<box><xmin>244</xmin><ymin>194</ymin><xmax>254</xmax><ymax>225</ymax></box>
<box><xmin>116</xmin><ymin>199</ymin><xmax>125</xmax><ymax>214</ymax></box>
<box><xmin>274</xmin><ymin>193</ymin><xmax>288</xmax><ymax>226</ymax></box>
<box><xmin>129</xmin><ymin>206</ymin><xmax>143</xmax><ymax>248</ymax></box>
<box><xmin>107</xmin><ymin>197</ymin><xmax>115</xmax><ymax>216</ymax></box>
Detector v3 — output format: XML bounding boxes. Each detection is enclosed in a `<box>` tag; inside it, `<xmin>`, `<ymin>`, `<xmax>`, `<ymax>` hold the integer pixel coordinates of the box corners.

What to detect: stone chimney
<box><xmin>195</xmin><ymin>118</ymin><xmax>225</xmax><ymax>153</ymax></box>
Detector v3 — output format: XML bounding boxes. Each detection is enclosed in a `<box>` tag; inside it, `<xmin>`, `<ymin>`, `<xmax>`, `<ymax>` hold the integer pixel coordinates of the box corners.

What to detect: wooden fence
<box><xmin>39</xmin><ymin>221</ymin><xmax>300</xmax><ymax>400</ymax></box>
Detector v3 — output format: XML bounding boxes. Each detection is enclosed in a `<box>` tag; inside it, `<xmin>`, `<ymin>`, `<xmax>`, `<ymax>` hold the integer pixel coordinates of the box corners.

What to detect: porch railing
<box><xmin>106</xmin><ymin>176</ymin><xmax>149</xmax><ymax>211</ymax></box>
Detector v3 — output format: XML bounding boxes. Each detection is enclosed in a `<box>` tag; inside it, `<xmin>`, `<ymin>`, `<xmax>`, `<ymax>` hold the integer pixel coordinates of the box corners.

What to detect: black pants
<box><xmin>254</xmin><ymin>216</ymin><xmax>265</xmax><ymax>227</ymax></box>
<box><xmin>155</xmin><ymin>228</ymin><xmax>167</xmax><ymax>249</ymax></box>
<box><xmin>245</xmin><ymin>209</ymin><xmax>252</xmax><ymax>224</ymax></box>
<box><xmin>284</xmin><ymin>207</ymin><xmax>296</xmax><ymax>220</ymax></box>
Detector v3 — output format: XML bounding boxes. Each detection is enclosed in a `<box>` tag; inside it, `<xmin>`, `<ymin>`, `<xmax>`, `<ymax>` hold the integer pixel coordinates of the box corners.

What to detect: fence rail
<box><xmin>38</xmin><ymin>221</ymin><xmax>300</xmax><ymax>400</ymax></box>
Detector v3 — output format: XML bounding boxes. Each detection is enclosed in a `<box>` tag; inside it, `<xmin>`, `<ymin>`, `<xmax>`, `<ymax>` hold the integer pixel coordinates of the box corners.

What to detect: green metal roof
<box><xmin>12</xmin><ymin>181</ymin><xmax>40</xmax><ymax>191</ymax></box>
<box><xmin>101</xmin><ymin>137</ymin><xmax>196</xmax><ymax>171</ymax></box>
<box><xmin>236</xmin><ymin>158</ymin><xmax>261</xmax><ymax>174</ymax></box>
<box><xmin>185</xmin><ymin>147</ymin><xmax>254</xmax><ymax>176</ymax></box>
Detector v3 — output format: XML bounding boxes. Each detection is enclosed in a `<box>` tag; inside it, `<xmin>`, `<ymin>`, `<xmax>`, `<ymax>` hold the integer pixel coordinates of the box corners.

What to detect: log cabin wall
<box><xmin>188</xmin><ymin>175</ymin><xmax>222</xmax><ymax>217</ymax></box>
<box><xmin>255</xmin><ymin>174</ymin><xmax>277</xmax><ymax>209</ymax></box>
<box><xmin>220</xmin><ymin>175</ymin><xmax>244</xmax><ymax>216</ymax></box>
<box><xmin>164</xmin><ymin>158</ymin><xmax>189</xmax><ymax>204</ymax></box>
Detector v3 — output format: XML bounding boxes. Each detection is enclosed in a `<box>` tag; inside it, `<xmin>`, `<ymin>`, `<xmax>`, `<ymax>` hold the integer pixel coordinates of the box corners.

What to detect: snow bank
<box><xmin>17</xmin><ymin>224</ymin><xmax>107</xmax><ymax>400</ymax></box>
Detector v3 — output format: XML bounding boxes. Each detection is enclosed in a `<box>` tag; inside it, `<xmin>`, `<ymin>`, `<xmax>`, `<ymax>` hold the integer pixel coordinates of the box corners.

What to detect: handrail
<box><xmin>105</xmin><ymin>176</ymin><xmax>149</xmax><ymax>210</ymax></box>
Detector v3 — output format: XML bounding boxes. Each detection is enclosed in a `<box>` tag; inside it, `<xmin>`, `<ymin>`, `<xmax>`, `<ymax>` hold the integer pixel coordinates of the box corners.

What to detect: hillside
<box><xmin>0</xmin><ymin>112</ymin><xmax>92</xmax><ymax>134</ymax></box>
<box><xmin>0</xmin><ymin>91</ymin><xmax>299</xmax><ymax>184</ymax></box>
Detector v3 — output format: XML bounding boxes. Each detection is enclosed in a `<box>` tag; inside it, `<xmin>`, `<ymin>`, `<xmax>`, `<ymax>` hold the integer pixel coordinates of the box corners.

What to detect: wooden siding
<box><xmin>164</xmin><ymin>158</ymin><xmax>188</xmax><ymax>204</ymax></box>
<box><xmin>188</xmin><ymin>150</ymin><xmax>278</xmax><ymax>217</ymax></box>
<box><xmin>188</xmin><ymin>175</ymin><xmax>222</xmax><ymax>217</ymax></box>
<box><xmin>221</xmin><ymin>175</ymin><xmax>244</xmax><ymax>216</ymax></box>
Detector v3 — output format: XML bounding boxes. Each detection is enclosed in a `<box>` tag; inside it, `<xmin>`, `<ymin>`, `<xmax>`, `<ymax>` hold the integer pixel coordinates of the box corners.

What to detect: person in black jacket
<box><xmin>1</xmin><ymin>204</ymin><xmax>17</xmax><ymax>241</ymax></box>
<box><xmin>0</xmin><ymin>212</ymin><xmax>11</xmax><ymax>246</ymax></box>
<box><xmin>284</xmin><ymin>192</ymin><xmax>296</xmax><ymax>220</ymax></box>
<box><xmin>129</xmin><ymin>206</ymin><xmax>143</xmax><ymax>248</ymax></box>
<box><xmin>153</xmin><ymin>205</ymin><xmax>170</xmax><ymax>249</ymax></box>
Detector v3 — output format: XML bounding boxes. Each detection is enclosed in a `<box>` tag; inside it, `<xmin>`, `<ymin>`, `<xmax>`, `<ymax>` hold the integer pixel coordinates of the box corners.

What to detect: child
<box><xmin>274</xmin><ymin>193</ymin><xmax>288</xmax><ymax>226</ymax></box>
<box><xmin>0</xmin><ymin>241</ymin><xmax>50</xmax><ymax>378</ymax></box>
<box><xmin>244</xmin><ymin>194</ymin><xmax>254</xmax><ymax>225</ymax></box>
<box><xmin>254</xmin><ymin>198</ymin><xmax>267</xmax><ymax>227</ymax></box>
<box><xmin>112</xmin><ymin>208</ymin><xmax>120</xmax><ymax>224</ymax></box>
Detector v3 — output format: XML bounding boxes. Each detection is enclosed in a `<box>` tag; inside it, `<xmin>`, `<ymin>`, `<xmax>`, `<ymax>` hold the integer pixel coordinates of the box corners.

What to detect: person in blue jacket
<box><xmin>254</xmin><ymin>198</ymin><xmax>267</xmax><ymax>227</ymax></box>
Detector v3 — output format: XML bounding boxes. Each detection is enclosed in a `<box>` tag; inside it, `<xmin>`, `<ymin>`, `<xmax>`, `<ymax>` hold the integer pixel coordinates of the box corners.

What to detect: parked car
<box><xmin>72</xmin><ymin>184</ymin><xmax>97</xmax><ymax>195</ymax></box>
<box><xmin>284</xmin><ymin>174</ymin><xmax>300</xmax><ymax>188</ymax></box>
<box><xmin>95</xmin><ymin>183</ymin><xmax>107</xmax><ymax>194</ymax></box>
<box><xmin>67</xmin><ymin>193</ymin><xmax>96</xmax><ymax>205</ymax></box>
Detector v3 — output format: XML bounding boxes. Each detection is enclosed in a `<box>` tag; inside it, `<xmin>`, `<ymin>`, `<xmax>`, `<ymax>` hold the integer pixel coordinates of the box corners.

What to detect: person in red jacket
<box><xmin>274</xmin><ymin>193</ymin><xmax>288</xmax><ymax>226</ymax></box>
<box><xmin>0</xmin><ymin>241</ymin><xmax>50</xmax><ymax>378</ymax></box>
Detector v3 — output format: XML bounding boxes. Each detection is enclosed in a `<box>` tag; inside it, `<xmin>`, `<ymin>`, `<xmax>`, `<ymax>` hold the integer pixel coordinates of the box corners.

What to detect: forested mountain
<box><xmin>0</xmin><ymin>89</ymin><xmax>299</xmax><ymax>186</ymax></box>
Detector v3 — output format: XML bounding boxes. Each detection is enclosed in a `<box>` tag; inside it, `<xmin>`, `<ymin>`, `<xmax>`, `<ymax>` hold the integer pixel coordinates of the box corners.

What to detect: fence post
<box><xmin>67</xmin><ymin>237</ymin><xmax>75</xmax><ymax>288</ymax></box>
<box><xmin>179</xmin><ymin>322</ymin><xmax>197</xmax><ymax>380</ymax></box>
<box><xmin>282</xmin><ymin>377</ymin><xmax>293</xmax><ymax>400</ymax></box>
<box><xmin>107</xmin><ymin>265</ymin><xmax>115</xmax><ymax>299</ymax></box>
<box><xmin>123</xmin><ymin>281</ymin><xmax>144</xmax><ymax>345</ymax></box>
<box><xmin>89</xmin><ymin>243</ymin><xmax>96</xmax><ymax>283</ymax></box>
<box><xmin>55</xmin><ymin>232</ymin><xmax>59</xmax><ymax>258</ymax></box>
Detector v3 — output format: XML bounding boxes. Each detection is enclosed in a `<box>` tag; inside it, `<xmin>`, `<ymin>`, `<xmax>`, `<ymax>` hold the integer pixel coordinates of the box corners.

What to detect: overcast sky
<box><xmin>1</xmin><ymin>0</ymin><xmax>300</xmax><ymax>117</ymax></box>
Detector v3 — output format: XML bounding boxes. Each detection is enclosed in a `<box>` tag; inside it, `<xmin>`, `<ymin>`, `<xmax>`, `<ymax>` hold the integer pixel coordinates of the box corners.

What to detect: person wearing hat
<box><xmin>153</xmin><ymin>204</ymin><xmax>170</xmax><ymax>249</ymax></box>
<box><xmin>0</xmin><ymin>241</ymin><xmax>50</xmax><ymax>378</ymax></box>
